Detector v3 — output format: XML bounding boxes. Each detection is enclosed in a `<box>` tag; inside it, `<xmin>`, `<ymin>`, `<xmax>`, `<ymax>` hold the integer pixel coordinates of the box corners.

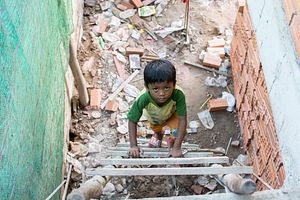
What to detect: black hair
<box><xmin>144</xmin><ymin>59</ymin><xmax>176</xmax><ymax>87</ymax></box>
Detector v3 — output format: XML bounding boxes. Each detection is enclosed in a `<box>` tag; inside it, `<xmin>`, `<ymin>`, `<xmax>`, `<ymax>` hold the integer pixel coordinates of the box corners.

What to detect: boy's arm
<box><xmin>128</xmin><ymin>120</ymin><xmax>142</xmax><ymax>157</ymax></box>
<box><xmin>171</xmin><ymin>115</ymin><xmax>187</xmax><ymax>157</ymax></box>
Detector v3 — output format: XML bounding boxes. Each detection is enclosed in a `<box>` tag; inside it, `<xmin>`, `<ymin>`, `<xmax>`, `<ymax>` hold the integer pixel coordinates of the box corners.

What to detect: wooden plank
<box><xmin>86</xmin><ymin>166</ymin><xmax>253</xmax><ymax>176</ymax></box>
<box><xmin>109</xmin><ymin>147</ymin><xmax>225</xmax><ymax>154</ymax></box>
<box><xmin>184</xmin><ymin>60</ymin><xmax>229</xmax><ymax>77</ymax></box>
<box><xmin>142</xmin><ymin>187</ymin><xmax>300</xmax><ymax>200</ymax></box>
<box><xmin>104</xmin><ymin>151</ymin><xmax>214</xmax><ymax>158</ymax></box>
<box><xmin>94</xmin><ymin>156</ymin><xmax>229</xmax><ymax>166</ymax></box>
<box><xmin>100</xmin><ymin>70</ymin><xmax>139</xmax><ymax>109</ymax></box>
<box><xmin>118</xmin><ymin>141</ymin><xmax>199</xmax><ymax>148</ymax></box>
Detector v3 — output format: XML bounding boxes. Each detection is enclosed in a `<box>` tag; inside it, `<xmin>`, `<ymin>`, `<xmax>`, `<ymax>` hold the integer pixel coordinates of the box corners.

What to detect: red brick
<box><xmin>203</xmin><ymin>53</ymin><xmax>222</xmax><ymax>68</ymax></box>
<box><xmin>120</xmin><ymin>2</ymin><xmax>135</xmax><ymax>9</ymax></box>
<box><xmin>90</xmin><ymin>89</ymin><xmax>101</xmax><ymax>109</ymax></box>
<box><xmin>207</xmin><ymin>38</ymin><xmax>225</xmax><ymax>47</ymax></box>
<box><xmin>206</xmin><ymin>47</ymin><xmax>225</xmax><ymax>58</ymax></box>
<box><xmin>99</xmin><ymin>20</ymin><xmax>108</xmax><ymax>34</ymax></box>
<box><xmin>142</xmin><ymin>0</ymin><xmax>155</xmax><ymax>6</ymax></box>
<box><xmin>125</xmin><ymin>47</ymin><xmax>144</xmax><ymax>56</ymax></box>
<box><xmin>130</xmin><ymin>0</ymin><xmax>144</xmax><ymax>8</ymax></box>
<box><xmin>113</xmin><ymin>56</ymin><xmax>126</xmax><ymax>79</ymax></box>
<box><xmin>117</xmin><ymin>4</ymin><xmax>128</xmax><ymax>11</ymax></box>
<box><xmin>207</xmin><ymin>98</ymin><xmax>228</xmax><ymax>111</ymax></box>
<box><xmin>105</xmin><ymin>100</ymin><xmax>119</xmax><ymax>112</ymax></box>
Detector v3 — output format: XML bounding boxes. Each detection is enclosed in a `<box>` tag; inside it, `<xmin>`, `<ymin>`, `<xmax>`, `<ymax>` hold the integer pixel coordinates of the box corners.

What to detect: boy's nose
<box><xmin>158</xmin><ymin>90</ymin><xmax>165</xmax><ymax>96</ymax></box>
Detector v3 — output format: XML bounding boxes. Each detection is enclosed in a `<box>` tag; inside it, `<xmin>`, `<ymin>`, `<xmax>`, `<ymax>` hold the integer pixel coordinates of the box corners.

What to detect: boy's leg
<box><xmin>148</xmin><ymin>124</ymin><xmax>164</xmax><ymax>148</ymax></box>
<box><xmin>149</xmin><ymin>113</ymin><xmax>179</xmax><ymax>148</ymax></box>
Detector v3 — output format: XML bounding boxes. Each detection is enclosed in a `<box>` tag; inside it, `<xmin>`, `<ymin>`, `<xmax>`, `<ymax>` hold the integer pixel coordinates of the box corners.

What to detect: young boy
<box><xmin>127</xmin><ymin>59</ymin><xmax>187</xmax><ymax>158</ymax></box>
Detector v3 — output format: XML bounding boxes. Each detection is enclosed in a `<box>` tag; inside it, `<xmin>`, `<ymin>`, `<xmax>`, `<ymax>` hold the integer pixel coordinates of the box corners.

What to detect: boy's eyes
<box><xmin>151</xmin><ymin>87</ymin><xmax>170</xmax><ymax>92</ymax></box>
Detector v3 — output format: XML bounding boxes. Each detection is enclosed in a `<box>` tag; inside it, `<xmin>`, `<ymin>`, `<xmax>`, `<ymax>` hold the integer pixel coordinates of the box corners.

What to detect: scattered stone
<box><xmin>129</xmin><ymin>54</ymin><xmax>141</xmax><ymax>69</ymax></box>
<box><xmin>85</xmin><ymin>0</ymin><xmax>96</xmax><ymax>7</ymax></box>
<box><xmin>70</xmin><ymin>142</ymin><xmax>89</xmax><ymax>157</ymax></box>
<box><xmin>124</xmin><ymin>84</ymin><xmax>140</xmax><ymax>97</ymax></box>
<box><xmin>231</xmin><ymin>140</ymin><xmax>240</xmax><ymax>147</ymax></box>
<box><xmin>115</xmin><ymin>183</ymin><xmax>124</xmax><ymax>193</ymax></box>
<box><xmin>191</xmin><ymin>184</ymin><xmax>204</xmax><ymax>194</ymax></box>
<box><xmin>205</xmin><ymin>179</ymin><xmax>218</xmax><ymax>191</ymax></box>
<box><xmin>88</xmin><ymin>142</ymin><xmax>102</xmax><ymax>153</ymax></box>
<box><xmin>119</xmin><ymin>9</ymin><xmax>137</xmax><ymax>19</ymax></box>
<box><xmin>91</xmin><ymin>111</ymin><xmax>101</xmax><ymax>119</ymax></box>
<box><xmin>197</xmin><ymin>176</ymin><xmax>209</xmax><ymax>186</ymax></box>
<box><xmin>117</xmin><ymin>124</ymin><xmax>128</xmax><ymax>134</ymax></box>
<box><xmin>102</xmin><ymin>182</ymin><xmax>116</xmax><ymax>196</ymax></box>
<box><xmin>100</xmin><ymin>1</ymin><xmax>112</xmax><ymax>11</ymax></box>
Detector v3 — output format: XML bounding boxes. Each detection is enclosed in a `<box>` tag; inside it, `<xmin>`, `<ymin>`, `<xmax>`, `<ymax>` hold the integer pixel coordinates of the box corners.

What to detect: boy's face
<box><xmin>147</xmin><ymin>81</ymin><xmax>175</xmax><ymax>105</ymax></box>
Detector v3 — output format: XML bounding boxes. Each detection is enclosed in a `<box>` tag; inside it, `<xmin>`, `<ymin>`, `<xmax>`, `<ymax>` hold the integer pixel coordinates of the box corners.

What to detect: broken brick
<box><xmin>99</xmin><ymin>20</ymin><xmax>108</xmax><ymax>34</ymax></box>
<box><xmin>203</xmin><ymin>53</ymin><xmax>222</xmax><ymax>69</ymax></box>
<box><xmin>207</xmin><ymin>98</ymin><xmax>228</xmax><ymax>111</ymax></box>
<box><xmin>90</xmin><ymin>89</ymin><xmax>102</xmax><ymax>109</ymax></box>
<box><xmin>142</xmin><ymin>0</ymin><xmax>155</xmax><ymax>6</ymax></box>
<box><xmin>130</xmin><ymin>0</ymin><xmax>144</xmax><ymax>8</ymax></box>
<box><xmin>125</xmin><ymin>47</ymin><xmax>144</xmax><ymax>56</ymax></box>
<box><xmin>113</xmin><ymin>56</ymin><xmax>126</xmax><ymax>79</ymax></box>
<box><xmin>120</xmin><ymin>2</ymin><xmax>135</xmax><ymax>9</ymax></box>
<box><xmin>117</xmin><ymin>4</ymin><xmax>128</xmax><ymax>11</ymax></box>
<box><xmin>105</xmin><ymin>100</ymin><xmax>119</xmax><ymax>112</ymax></box>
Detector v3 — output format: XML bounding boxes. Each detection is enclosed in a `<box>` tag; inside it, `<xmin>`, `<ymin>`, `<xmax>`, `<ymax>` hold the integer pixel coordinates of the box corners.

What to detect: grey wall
<box><xmin>247</xmin><ymin>0</ymin><xmax>300</xmax><ymax>188</ymax></box>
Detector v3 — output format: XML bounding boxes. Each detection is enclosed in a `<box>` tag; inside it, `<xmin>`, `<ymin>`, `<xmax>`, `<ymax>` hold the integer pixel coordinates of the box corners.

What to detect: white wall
<box><xmin>247</xmin><ymin>0</ymin><xmax>300</xmax><ymax>188</ymax></box>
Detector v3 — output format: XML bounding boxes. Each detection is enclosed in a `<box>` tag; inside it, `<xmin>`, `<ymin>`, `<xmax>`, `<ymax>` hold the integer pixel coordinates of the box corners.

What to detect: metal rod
<box><xmin>62</xmin><ymin>164</ymin><xmax>73</xmax><ymax>200</ymax></box>
<box><xmin>45</xmin><ymin>180</ymin><xmax>66</xmax><ymax>200</ymax></box>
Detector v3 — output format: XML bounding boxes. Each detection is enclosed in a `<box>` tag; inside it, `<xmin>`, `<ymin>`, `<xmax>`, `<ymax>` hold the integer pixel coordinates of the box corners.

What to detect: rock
<box><xmin>231</xmin><ymin>140</ymin><xmax>240</xmax><ymax>147</ymax></box>
<box><xmin>123</xmin><ymin>189</ymin><xmax>128</xmax><ymax>195</ymax></box>
<box><xmin>85</xmin><ymin>0</ymin><xmax>96</xmax><ymax>7</ymax></box>
<box><xmin>70</xmin><ymin>142</ymin><xmax>89</xmax><ymax>157</ymax></box>
<box><xmin>119</xmin><ymin>9</ymin><xmax>136</xmax><ymax>19</ymax></box>
<box><xmin>100</xmin><ymin>1</ymin><xmax>112</xmax><ymax>11</ymax></box>
<box><xmin>88</xmin><ymin>142</ymin><xmax>102</xmax><ymax>153</ymax></box>
<box><xmin>205</xmin><ymin>179</ymin><xmax>217</xmax><ymax>191</ymax></box>
<box><xmin>191</xmin><ymin>184</ymin><xmax>204</xmax><ymax>194</ymax></box>
<box><xmin>129</xmin><ymin>54</ymin><xmax>141</xmax><ymax>69</ymax></box>
<box><xmin>124</xmin><ymin>84</ymin><xmax>140</xmax><ymax>97</ymax></box>
<box><xmin>121</xmin><ymin>178</ymin><xmax>127</xmax><ymax>187</ymax></box>
<box><xmin>115</xmin><ymin>183</ymin><xmax>124</xmax><ymax>193</ymax></box>
<box><xmin>197</xmin><ymin>176</ymin><xmax>209</xmax><ymax>186</ymax></box>
<box><xmin>95</xmin><ymin>134</ymin><xmax>104</xmax><ymax>142</ymax></box>
<box><xmin>102</xmin><ymin>182</ymin><xmax>116</xmax><ymax>196</ymax></box>
<box><xmin>117</xmin><ymin>124</ymin><xmax>128</xmax><ymax>134</ymax></box>
<box><xmin>91</xmin><ymin>111</ymin><xmax>101</xmax><ymax>119</ymax></box>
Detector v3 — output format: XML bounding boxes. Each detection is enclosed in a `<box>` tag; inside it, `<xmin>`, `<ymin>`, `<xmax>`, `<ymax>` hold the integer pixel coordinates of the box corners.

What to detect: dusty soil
<box><xmin>69</xmin><ymin>0</ymin><xmax>244</xmax><ymax>199</ymax></box>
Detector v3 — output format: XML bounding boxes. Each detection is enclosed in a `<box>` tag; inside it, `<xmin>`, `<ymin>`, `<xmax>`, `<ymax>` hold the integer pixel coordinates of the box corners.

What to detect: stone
<box><xmin>205</xmin><ymin>179</ymin><xmax>218</xmax><ymax>191</ymax></box>
<box><xmin>91</xmin><ymin>111</ymin><xmax>101</xmax><ymax>119</ymax></box>
<box><xmin>191</xmin><ymin>184</ymin><xmax>204</xmax><ymax>194</ymax></box>
<box><xmin>115</xmin><ymin>183</ymin><xmax>124</xmax><ymax>193</ymax></box>
<box><xmin>102</xmin><ymin>182</ymin><xmax>116</xmax><ymax>196</ymax></box>
<box><xmin>231</xmin><ymin>140</ymin><xmax>240</xmax><ymax>147</ymax></box>
<box><xmin>197</xmin><ymin>175</ymin><xmax>209</xmax><ymax>186</ymax></box>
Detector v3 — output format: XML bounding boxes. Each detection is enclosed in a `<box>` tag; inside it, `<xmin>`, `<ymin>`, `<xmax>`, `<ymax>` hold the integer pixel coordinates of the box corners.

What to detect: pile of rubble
<box><xmin>67</xmin><ymin>0</ymin><xmax>243</xmax><ymax>198</ymax></box>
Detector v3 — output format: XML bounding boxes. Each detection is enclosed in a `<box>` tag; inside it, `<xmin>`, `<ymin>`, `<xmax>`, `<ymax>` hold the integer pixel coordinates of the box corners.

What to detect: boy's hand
<box><xmin>170</xmin><ymin>148</ymin><xmax>183</xmax><ymax>158</ymax></box>
<box><xmin>128</xmin><ymin>146</ymin><xmax>143</xmax><ymax>158</ymax></box>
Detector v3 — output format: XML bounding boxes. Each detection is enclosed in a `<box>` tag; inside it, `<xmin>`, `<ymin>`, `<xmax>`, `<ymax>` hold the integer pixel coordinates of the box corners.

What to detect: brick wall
<box><xmin>231</xmin><ymin>4</ymin><xmax>285</xmax><ymax>190</ymax></box>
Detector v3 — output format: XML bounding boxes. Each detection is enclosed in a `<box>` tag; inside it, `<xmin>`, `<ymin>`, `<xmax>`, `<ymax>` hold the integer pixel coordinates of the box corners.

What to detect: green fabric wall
<box><xmin>0</xmin><ymin>0</ymin><xmax>72</xmax><ymax>199</ymax></box>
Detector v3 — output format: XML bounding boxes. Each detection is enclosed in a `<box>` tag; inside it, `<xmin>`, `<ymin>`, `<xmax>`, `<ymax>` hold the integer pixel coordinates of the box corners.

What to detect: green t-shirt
<box><xmin>127</xmin><ymin>86</ymin><xmax>187</xmax><ymax>125</ymax></box>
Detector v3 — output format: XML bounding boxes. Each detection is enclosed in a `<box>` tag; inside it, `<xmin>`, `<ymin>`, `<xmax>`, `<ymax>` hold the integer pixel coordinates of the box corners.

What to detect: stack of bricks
<box><xmin>230</xmin><ymin>1</ymin><xmax>285</xmax><ymax>190</ymax></box>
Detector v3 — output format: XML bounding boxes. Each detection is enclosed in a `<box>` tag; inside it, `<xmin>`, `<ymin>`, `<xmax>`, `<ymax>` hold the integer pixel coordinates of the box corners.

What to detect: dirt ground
<box><xmin>69</xmin><ymin>0</ymin><xmax>244</xmax><ymax>199</ymax></box>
